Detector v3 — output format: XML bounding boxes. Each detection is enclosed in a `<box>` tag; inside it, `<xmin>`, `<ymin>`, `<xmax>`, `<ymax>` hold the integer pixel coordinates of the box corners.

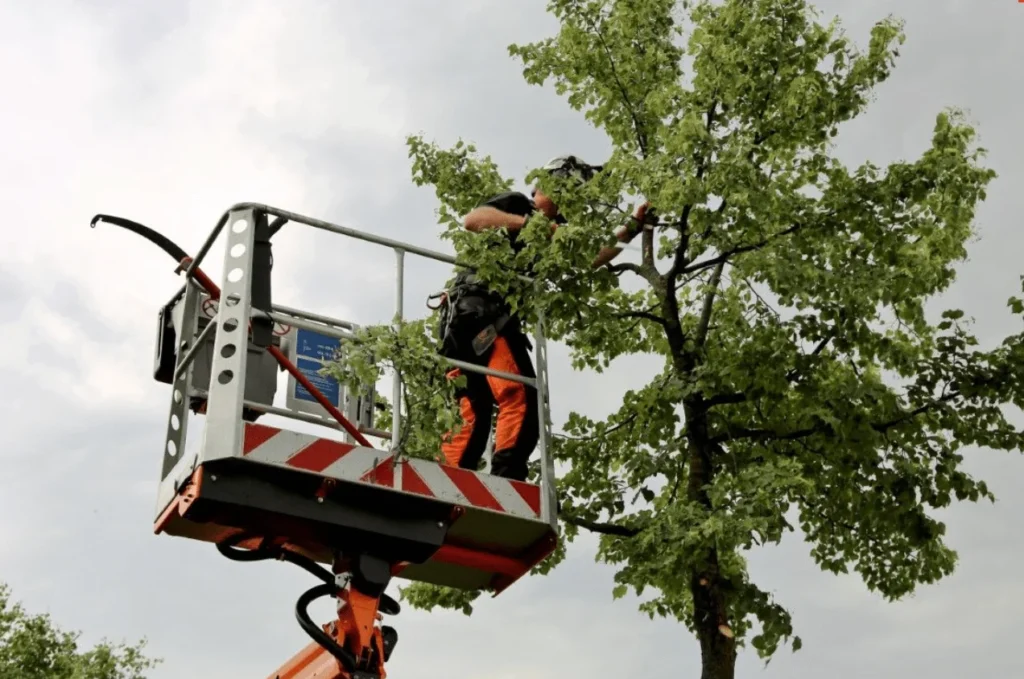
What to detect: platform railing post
<box><xmin>392</xmin><ymin>248</ymin><xmax>405</xmax><ymax>456</ymax></box>
<box><xmin>155</xmin><ymin>280</ymin><xmax>202</xmax><ymax>518</ymax></box>
<box><xmin>161</xmin><ymin>280</ymin><xmax>200</xmax><ymax>480</ymax></box>
<box><xmin>534</xmin><ymin>301</ymin><xmax>557</xmax><ymax>531</ymax></box>
<box><xmin>200</xmin><ymin>207</ymin><xmax>262</xmax><ymax>462</ymax></box>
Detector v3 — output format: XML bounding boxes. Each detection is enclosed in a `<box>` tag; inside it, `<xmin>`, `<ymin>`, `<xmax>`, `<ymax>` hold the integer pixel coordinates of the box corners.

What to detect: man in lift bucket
<box><xmin>435</xmin><ymin>155</ymin><xmax>654</xmax><ymax>482</ymax></box>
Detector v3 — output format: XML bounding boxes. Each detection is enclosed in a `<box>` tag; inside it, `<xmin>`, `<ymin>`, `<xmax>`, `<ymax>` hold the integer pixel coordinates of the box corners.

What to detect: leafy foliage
<box><xmin>326</xmin><ymin>1</ymin><xmax>1019</xmax><ymax>676</ymax></box>
<box><xmin>0</xmin><ymin>582</ymin><xmax>160</xmax><ymax>679</ymax></box>
<box><xmin>322</xmin><ymin>319</ymin><xmax>465</xmax><ymax>461</ymax></box>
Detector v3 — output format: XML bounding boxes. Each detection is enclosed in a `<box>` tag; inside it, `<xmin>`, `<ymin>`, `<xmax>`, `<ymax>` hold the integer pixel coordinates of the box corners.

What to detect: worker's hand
<box><xmin>621</xmin><ymin>201</ymin><xmax>655</xmax><ymax>243</ymax></box>
<box><xmin>634</xmin><ymin>201</ymin><xmax>649</xmax><ymax>221</ymax></box>
<box><xmin>634</xmin><ymin>201</ymin><xmax>657</xmax><ymax>228</ymax></box>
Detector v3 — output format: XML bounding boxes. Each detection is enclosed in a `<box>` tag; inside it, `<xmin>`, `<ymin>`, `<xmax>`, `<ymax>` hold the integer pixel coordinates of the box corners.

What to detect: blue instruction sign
<box><xmin>294</xmin><ymin>357</ymin><xmax>341</xmax><ymax>405</ymax></box>
<box><xmin>296</xmin><ymin>328</ymin><xmax>340</xmax><ymax>362</ymax></box>
<box><xmin>289</xmin><ymin>328</ymin><xmax>343</xmax><ymax>408</ymax></box>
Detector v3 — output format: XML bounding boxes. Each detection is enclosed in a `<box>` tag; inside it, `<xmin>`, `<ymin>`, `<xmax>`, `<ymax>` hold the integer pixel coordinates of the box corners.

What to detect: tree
<box><xmin>325</xmin><ymin>1</ymin><xmax>1023</xmax><ymax>677</ymax></box>
<box><xmin>0</xmin><ymin>582</ymin><xmax>160</xmax><ymax>679</ymax></box>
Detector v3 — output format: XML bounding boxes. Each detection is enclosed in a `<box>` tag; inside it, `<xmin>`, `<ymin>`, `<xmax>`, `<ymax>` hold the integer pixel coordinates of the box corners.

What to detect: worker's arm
<box><xmin>591</xmin><ymin>202</ymin><xmax>652</xmax><ymax>269</ymax></box>
<box><xmin>463</xmin><ymin>191</ymin><xmax>535</xmax><ymax>233</ymax></box>
<box><xmin>464</xmin><ymin>205</ymin><xmax>529</xmax><ymax>233</ymax></box>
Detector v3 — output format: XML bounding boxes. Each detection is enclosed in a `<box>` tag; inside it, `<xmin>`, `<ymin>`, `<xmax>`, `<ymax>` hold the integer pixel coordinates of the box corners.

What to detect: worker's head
<box><xmin>531</xmin><ymin>155</ymin><xmax>602</xmax><ymax>218</ymax></box>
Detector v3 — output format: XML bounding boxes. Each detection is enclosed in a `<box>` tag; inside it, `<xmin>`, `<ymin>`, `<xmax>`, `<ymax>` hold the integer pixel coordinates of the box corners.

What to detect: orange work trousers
<box><xmin>440</xmin><ymin>332</ymin><xmax>539</xmax><ymax>482</ymax></box>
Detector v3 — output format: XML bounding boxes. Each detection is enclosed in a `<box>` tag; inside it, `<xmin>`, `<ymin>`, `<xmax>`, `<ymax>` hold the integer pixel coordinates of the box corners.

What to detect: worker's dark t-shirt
<box><xmin>479</xmin><ymin>190</ymin><xmax>535</xmax><ymax>215</ymax></box>
<box><xmin>476</xmin><ymin>190</ymin><xmax>566</xmax><ymax>254</ymax></box>
<box><xmin>478</xmin><ymin>191</ymin><xmax>534</xmax><ymax>254</ymax></box>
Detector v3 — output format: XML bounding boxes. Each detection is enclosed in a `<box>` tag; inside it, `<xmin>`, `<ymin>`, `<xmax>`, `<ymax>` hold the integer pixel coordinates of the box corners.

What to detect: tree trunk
<box><xmin>691</xmin><ymin>551</ymin><xmax>736</xmax><ymax>679</ymax></box>
<box><xmin>684</xmin><ymin>401</ymin><xmax>736</xmax><ymax>679</ymax></box>
<box><xmin>665</xmin><ymin>261</ymin><xmax>735</xmax><ymax>678</ymax></box>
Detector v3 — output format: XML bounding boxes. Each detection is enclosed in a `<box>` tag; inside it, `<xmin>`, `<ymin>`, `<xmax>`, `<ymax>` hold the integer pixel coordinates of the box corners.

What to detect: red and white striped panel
<box><xmin>242</xmin><ymin>423</ymin><xmax>542</xmax><ymax>521</ymax></box>
<box><xmin>399</xmin><ymin>458</ymin><xmax>540</xmax><ymax>520</ymax></box>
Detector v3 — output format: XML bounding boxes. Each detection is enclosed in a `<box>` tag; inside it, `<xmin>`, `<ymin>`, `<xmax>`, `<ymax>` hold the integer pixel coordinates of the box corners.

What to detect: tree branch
<box><xmin>583</xmin><ymin>11</ymin><xmax>648</xmax><ymax>155</ymax></box>
<box><xmin>667</xmin><ymin>204</ymin><xmax>694</xmax><ymax>282</ymax></box>
<box><xmin>682</xmin><ymin>223</ymin><xmax>802</xmax><ymax>276</ymax></box>
<box><xmin>872</xmin><ymin>394</ymin><xmax>957</xmax><ymax>433</ymax></box>
<box><xmin>615</xmin><ymin>310</ymin><xmax>668</xmax><ymax>326</ymax></box>
<box><xmin>696</xmin><ymin>261</ymin><xmax>726</xmax><ymax>347</ymax></box>
<box><xmin>608</xmin><ymin>261</ymin><xmax>662</xmax><ymax>289</ymax></box>
<box><xmin>607</xmin><ymin>262</ymin><xmax>644</xmax><ymax>276</ymax></box>
<box><xmin>702</xmin><ymin>330</ymin><xmax>837</xmax><ymax>410</ymax></box>
<box><xmin>674</xmin><ymin>268</ymin><xmax>712</xmax><ymax>292</ymax></box>
<box><xmin>666</xmin><ymin>100</ymin><xmax>718</xmax><ymax>285</ymax></box>
<box><xmin>554</xmin><ymin>413</ymin><xmax>640</xmax><ymax>442</ymax></box>
<box><xmin>563</xmin><ymin>515</ymin><xmax>641</xmax><ymax>537</ymax></box>
<box><xmin>784</xmin><ymin>331</ymin><xmax>836</xmax><ymax>382</ymax></box>
<box><xmin>732</xmin><ymin>268</ymin><xmax>780</xmax><ymax>318</ymax></box>
<box><xmin>704</xmin><ymin>392</ymin><xmax>748</xmax><ymax>408</ymax></box>
<box><xmin>711</xmin><ymin>424</ymin><xmax>818</xmax><ymax>445</ymax></box>
<box><xmin>642</xmin><ymin>221</ymin><xmax>655</xmax><ymax>268</ymax></box>
<box><xmin>709</xmin><ymin>391</ymin><xmax>961</xmax><ymax>444</ymax></box>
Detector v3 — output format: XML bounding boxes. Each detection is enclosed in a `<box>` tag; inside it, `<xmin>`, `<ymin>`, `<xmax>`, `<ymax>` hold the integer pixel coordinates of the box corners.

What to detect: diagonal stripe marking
<box><xmin>286</xmin><ymin>438</ymin><xmax>354</xmax><ymax>472</ymax></box>
<box><xmin>478</xmin><ymin>474</ymin><xmax>536</xmax><ymax>517</ymax></box>
<box><xmin>243</xmin><ymin>423</ymin><xmax>280</xmax><ymax>454</ymax></box>
<box><xmin>401</xmin><ymin>463</ymin><xmax>435</xmax><ymax>497</ymax></box>
<box><xmin>410</xmin><ymin>461</ymin><xmax>467</xmax><ymax>504</ymax></box>
<box><xmin>245</xmin><ymin>428</ymin><xmax>312</xmax><ymax>465</ymax></box>
<box><xmin>440</xmin><ymin>465</ymin><xmax>503</xmax><ymax>512</ymax></box>
<box><xmin>320</xmin><ymin>447</ymin><xmax>382</xmax><ymax>478</ymax></box>
<box><xmin>361</xmin><ymin>457</ymin><xmax>395</xmax><ymax>487</ymax></box>
<box><xmin>510</xmin><ymin>480</ymin><xmax>542</xmax><ymax>516</ymax></box>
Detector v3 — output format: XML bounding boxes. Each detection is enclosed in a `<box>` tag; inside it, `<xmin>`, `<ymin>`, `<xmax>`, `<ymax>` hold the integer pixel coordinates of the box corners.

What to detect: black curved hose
<box><xmin>215</xmin><ymin>533</ymin><xmax>278</xmax><ymax>562</ymax></box>
<box><xmin>280</xmin><ymin>550</ymin><xmax>337</xmax><ymax>586</ymax></box>
<box><xmin>90</xmin><ymin>214</ymin><xmax>189</xmax><ymax>262</ymax></box>
<box><xmin>216</xmin><ymin>533</ymin><xmax>335</xmax><ymax>585</ymax></box>
<box><xmin>295</xmin><ymin>583</ymin><xmax>357</xmax><ymax>672</ymax></box>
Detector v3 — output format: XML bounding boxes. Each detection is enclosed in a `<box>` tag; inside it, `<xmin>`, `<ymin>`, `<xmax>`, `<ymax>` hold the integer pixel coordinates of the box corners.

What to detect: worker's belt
<box><xmin>428</xmin><ymin>273</ymin><xmax>521</xmax><ymax>357</ymax></box>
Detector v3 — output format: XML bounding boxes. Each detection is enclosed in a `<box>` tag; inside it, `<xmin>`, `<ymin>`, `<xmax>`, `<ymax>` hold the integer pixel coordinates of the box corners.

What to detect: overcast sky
<box><xmin>1</xmin><ymin>1</ymin><xmax>1022</xmax><ymax>678</ymax></box>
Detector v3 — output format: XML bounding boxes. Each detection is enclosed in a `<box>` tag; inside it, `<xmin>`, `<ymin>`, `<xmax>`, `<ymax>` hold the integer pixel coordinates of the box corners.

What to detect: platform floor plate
<box><xmin>241</xmin><ymin>423</ymin><xmax>544</xmax><ymax>523</ymax></box>
<box><xmin>157</xmin><ymin>424</ymin><xmax>557</xmax><ymax>591</ymax></box>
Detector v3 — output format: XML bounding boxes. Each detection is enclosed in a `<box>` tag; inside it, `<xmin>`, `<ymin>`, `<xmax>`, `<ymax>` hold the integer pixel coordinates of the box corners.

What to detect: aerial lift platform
<box><xmin>91</xmin><ymin>204</ymin><xmax>559</xmax><ymax>678</ymax></box>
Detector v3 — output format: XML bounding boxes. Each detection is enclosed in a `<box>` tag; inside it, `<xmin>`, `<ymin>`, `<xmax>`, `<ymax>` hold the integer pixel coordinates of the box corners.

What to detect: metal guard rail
<box><xmin>177</xmin><ymin>202</ymin><xmax>556</xmax><ymax>524</ymax></box>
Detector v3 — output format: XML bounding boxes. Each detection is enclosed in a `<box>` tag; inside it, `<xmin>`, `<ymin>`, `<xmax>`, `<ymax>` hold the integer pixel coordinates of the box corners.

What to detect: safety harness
<box><xmin>428</xmin><ymin>270</ymin><xmax>515</xmax><ymax>358</ymax></box>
